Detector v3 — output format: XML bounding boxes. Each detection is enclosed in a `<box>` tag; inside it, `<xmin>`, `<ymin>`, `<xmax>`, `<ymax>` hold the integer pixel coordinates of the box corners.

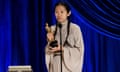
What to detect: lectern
<box><xmin>8</xmin><ymin>65</ymin><xmax>32</xmax><ymax>72</ymax></box>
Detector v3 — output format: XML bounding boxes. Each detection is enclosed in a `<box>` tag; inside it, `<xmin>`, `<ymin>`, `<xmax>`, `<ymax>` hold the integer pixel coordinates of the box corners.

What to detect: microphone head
<box><xmin>58</xmin><ymin>23</ymin><xmax>62</xmax><ymax>28</ymax></box>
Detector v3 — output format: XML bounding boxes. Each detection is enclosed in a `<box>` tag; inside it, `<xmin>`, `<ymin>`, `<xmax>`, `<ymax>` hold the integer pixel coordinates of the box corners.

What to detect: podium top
<box><xmin>8</xmin><ymin>65</ymin><xmax>32</xmax><ymax>69</ymax></box>
<box><xmin>8</xmin><ymin>65</ymin><xmax>32</xmax><ymax>72</ymax></box>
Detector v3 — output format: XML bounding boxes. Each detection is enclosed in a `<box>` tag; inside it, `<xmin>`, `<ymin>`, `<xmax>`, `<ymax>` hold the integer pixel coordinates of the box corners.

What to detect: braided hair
<box><xmin>54</xmin><ymin>1</ymin><xmax>71</xmax><ymax>46</ymax></box>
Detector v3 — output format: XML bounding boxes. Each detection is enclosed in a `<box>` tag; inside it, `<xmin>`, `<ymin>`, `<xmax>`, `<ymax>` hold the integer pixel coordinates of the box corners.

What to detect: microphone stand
<box><xmin>58</xmin><ymin>24</ymin><xmax>63</xmax><ymax>72</ymax></box>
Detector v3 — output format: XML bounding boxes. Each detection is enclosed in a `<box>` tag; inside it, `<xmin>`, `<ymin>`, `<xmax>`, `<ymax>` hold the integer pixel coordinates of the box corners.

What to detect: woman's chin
<box><xmin>57</xmin><ymin>21</ymin><xmax>64</xmax><ymax>23</ymax></box>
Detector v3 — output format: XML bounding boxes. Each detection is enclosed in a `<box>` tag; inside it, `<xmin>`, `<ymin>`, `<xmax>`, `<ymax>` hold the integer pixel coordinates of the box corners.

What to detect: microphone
<box><xmin>58</xmin><ymin>23</ymin><xmax>62</xmax><ymax>28</ymax></box>
<box><xmin>58</xmin><ymin>22</ymin><xmax>63</xmax><ymax>72</ymax></box>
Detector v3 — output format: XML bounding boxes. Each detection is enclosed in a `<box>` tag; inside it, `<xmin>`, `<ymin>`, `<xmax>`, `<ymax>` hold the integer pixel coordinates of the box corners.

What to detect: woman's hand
<box><xmin>49</xmin><ymin>45</ymin><xmax>64</xmax><ymax>53</ymax></box>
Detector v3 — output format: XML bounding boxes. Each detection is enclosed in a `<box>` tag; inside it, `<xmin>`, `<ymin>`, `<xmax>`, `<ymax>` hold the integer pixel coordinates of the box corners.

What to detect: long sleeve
<box><xmin>63</xmin><ymin>24</ymin><xmax>84</xmax><ymax>72</ymax></box>
<box><xmin>45</xmin><ymin>25</ymin><xmax>56</xmax><ymax>72</ymax></box>
<box><xmin>45</xmin><ymin>43</ymin><xmax>54</xmax><ymax>72</ymax></box>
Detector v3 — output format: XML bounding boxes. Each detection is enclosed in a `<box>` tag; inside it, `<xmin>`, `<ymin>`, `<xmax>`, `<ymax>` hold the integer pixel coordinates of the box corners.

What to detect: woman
<box><xmin>45</xmin><ymin>1</ymin><xmax>84</xmax><ymax>72</ymax></box>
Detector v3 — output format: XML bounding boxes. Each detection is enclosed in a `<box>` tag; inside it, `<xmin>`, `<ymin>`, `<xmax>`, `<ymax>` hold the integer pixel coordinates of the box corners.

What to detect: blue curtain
<box><xmin>0</xmin><ymin>0</ymin><xmax>120</xmax><ymax>72</ymax></box>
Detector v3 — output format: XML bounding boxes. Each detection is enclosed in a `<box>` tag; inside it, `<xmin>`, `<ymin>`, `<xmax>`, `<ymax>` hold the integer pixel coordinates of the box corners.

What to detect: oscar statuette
<box><xmin>45</xmin><ymin>23</ymin><xmax>58</xmax><ymax>48</ymax></box>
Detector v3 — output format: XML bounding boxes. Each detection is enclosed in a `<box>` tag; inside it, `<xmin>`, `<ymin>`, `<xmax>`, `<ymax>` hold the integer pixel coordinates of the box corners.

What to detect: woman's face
<box><xmin>55</xmin><ymin>5</ymin><xmax>70</xmax><ymax>23</ymax></box>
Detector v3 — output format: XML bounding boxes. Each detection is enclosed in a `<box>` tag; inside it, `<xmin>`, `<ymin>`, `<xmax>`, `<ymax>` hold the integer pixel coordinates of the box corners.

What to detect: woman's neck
<box><xmin>61</xmin><ymin>20</ymin><xmax>68</xmax><ymax>25</ymax></box>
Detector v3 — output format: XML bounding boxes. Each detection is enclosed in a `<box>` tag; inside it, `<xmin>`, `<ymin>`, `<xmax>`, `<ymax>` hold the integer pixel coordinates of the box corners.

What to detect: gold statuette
<box><xmin>45</xmin><ymin>23</ymin><xmax>51</xmax><ymax>33</ymax></box>
<box><xmin>45</xmin><ymin>23</ymin><xmax>58</xmax><ymax>47</ymax></box>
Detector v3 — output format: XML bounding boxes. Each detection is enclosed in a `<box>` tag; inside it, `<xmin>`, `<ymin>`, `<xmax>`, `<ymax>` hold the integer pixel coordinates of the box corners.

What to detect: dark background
<box><xmin>0</xmin><ymin>0</ymin><xmax>120</xmax><ymax>72</ymax></box>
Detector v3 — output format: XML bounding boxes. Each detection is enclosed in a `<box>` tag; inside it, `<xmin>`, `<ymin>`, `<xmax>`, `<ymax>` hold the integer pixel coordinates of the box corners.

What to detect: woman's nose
<box><xmin>57</xmin><ymin>13</ymin><xmax>61</xmax><ymax>16</ymax></box>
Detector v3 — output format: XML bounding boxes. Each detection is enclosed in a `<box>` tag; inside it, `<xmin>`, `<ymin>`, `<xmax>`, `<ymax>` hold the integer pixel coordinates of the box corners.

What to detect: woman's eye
<box><xmin>61</xmin><ymin>11</ymin><xmax>63</xmax><ymax>13</ymax></box>
<box><xmin>55</xmin><ymin>11</ymin><xmax>58</xmax><ymax>13</ymax></box>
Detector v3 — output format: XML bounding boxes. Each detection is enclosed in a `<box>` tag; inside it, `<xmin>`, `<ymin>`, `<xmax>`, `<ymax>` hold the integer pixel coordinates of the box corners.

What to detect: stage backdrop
<box><xmin>0</xmin><ymin>0</ymin><xmax>120</xmax><ymax>72</ymax></box>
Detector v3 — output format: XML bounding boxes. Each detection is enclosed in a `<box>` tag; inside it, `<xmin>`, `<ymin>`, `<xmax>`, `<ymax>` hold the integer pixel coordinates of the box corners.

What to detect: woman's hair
<box><xmin>54</xmin><ymin>1</ymin><xmax>71</xmax><ymax>13</ymax></box>
<box><xmin>54</xmin><ymin>1</ymin><xmax>71</xmax><ymax>46</ymax></box>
